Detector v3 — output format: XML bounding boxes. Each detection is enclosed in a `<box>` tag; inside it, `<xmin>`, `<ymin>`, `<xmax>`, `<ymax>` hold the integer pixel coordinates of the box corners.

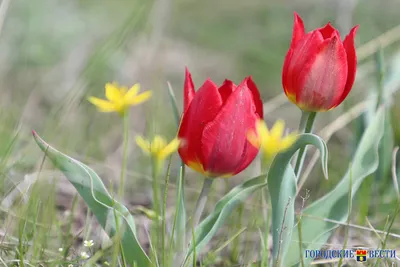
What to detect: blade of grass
<box><xmin>338</xmin><ymin>168</ymin><xmax>353</xmax><ymax>267</ymax></box>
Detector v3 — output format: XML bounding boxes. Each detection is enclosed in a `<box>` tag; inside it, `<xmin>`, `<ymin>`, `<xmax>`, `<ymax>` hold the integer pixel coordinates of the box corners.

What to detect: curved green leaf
<box><xmin>184</xmin><ymin>133</ymin><xmax>328</xmax><ymax>266</ymax></box>
<box><xmin>32</xmin><ymin>131</ymin><xmax>151</xmax><ymax>267</ymax></box>
<box><xmin>268</xmin><ymin>133</ymin><xmax>328</xmax><ymax>267</ymax></box>
<box><xmin>286</xmin><ymin>108</ymin><xmax>385</xmax><ymax>266</ymax></box>
<box><xmin>184</xmin><ymin>174</ymin><xmax>267</xmax><ymax>262</ymax></box>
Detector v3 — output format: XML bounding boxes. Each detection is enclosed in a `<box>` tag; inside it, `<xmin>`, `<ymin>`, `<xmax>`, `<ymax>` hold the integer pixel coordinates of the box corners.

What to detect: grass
<box><xmin>1</xmin><ymin>0</ymin><xmax>400</xmax><ymax>266</ymax></box>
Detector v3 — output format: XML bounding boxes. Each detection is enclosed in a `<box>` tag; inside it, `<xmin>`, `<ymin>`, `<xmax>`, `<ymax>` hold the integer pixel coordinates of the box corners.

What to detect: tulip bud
<box><xmin>282</xmin><ymin>12</ymin><xmax>358</xmax><ymax>111</ymax></box>
<box><xmin>178</xmin><ymin>68</ymin><xmax>264</xmax><ymax>177</ymax></box>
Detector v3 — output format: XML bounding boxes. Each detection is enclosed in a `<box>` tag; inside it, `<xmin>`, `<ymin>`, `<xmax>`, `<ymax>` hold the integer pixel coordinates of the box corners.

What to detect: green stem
<box><xmin>118</xmin><ymin>113</ymin><xmax>130</xmax><ymax>199</ymax></box>
<box><xmin>151</xmin><ymin>159</ymin><xmax>162</xmax><ymax>257</ymax></box>
<box><xmin>294</xmin><ymin>111</ymin><xmax>317</xmax><ymax>177</ymax></box>
<box><xmin>152</xmin><ymin>159</ymin><xmax>162</xmax><ymax>216</ymax></box>
<box><xmin>294</xmin><ymin>110</ymin><xmax>316</xmax><ymax>267</ymax></box>
<box><xmin>261</xmin><ymin>188</ymin><xmax>270</xmax><ymax>267</ymax></box>
<box><xmin>186</xmin><ymin>178</ymin><xmax>214</xmax><ymax>242</ymax></box>
<box><xmin>162</xmin><ymin>158</ymin><xmax>172</xmax><ymax>267</ymax></box>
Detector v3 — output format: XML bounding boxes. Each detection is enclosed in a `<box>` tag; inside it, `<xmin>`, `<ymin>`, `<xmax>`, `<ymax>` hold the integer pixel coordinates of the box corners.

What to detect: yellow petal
<box><xmin>265</xmin><ymin>141</ymin><xmax>279</xmax><ymax>156</ymax></box>
<box><xmin>105</xmin><ymin>83</ymin><xmax>124</xmax><ymax>102</ymax></box>
<box><xmin>270</xmin><ymin>120</ymin><xmax>285</xmax><ymax>140</ymax></box>
<box><xmin>124</xmin><ymin>84</ymin><xmax>140</xmax><ymax>101</ymax></box>
<box><xmin>88</xmin><ymin>97</ymin><xmax>117</xmax><ymax>112</ymax></box>
<box><xmin>280</xmin><ymin>132</ymin><xmax>298</xmax><ymax>150</ymax></box>
<box><xmin>151</xmin><ymin>136</ymin><xmax>167</xmax><ymax>154</ymax></box>
<box><xmin>135</xmin><ymin>136</ymin><xmax>151</xmax><ymax>154</ymax></box>
<box><xmin>120</xmin><ymin>86</ymin><xmax>129</xmax><ymax>95</ymax></box>
<box><xmin>255</xmin><ymin>119</ymin><xmax>270</xmax><ymax>148</ymax></box>
<box><xmin>247</xmin><ymin>130</ymin><xmax>260</xmax><ymax>148</ymax></box>
<box><xmin>256</xmin><ymin>120</ymin><xmax>269</xmax><ymax>138</ymax></box>
<box><xmin>158</xmin><ymin>138</ymin><xmax>181</xmax><ymax>160</ymax></box>
<box><xmin>127</xmin><ymin>90</ymin><xmax>152</xmax><ymax>105</ymax></box>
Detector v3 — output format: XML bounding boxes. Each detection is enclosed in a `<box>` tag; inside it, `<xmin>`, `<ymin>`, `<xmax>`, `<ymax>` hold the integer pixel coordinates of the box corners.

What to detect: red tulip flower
<box><xmin>282</xmin><ymin>12</ymin><xmax>358</xmax><ymax>111</ymax></box>
<box><xmin>178</xmin><ymin>68</ymin><xmax>264</xmax><ymax>178</ymax></box>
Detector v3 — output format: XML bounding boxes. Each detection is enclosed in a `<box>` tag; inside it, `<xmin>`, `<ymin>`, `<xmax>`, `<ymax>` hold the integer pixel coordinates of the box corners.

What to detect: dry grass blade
<box><xmin>298</xmin><ymin>213</ymin><xmax>400</xmax><ymax>239</ymax></box>
<box><xmin>262</xmin><ymin>94</ymin><xmax>288</xmax><ymax>115</ymax></box>
<box><xmin>310</xmin><ymin>258</ymin><xmax>340</xmax><ymax>265</ymax></box>
<box><xmin>357</xmin><ymin>23</ymin><xmax>400</xmax><ymax>62</ymax></box>
<box><xmin>365</xmin><ymin>216</ymin><xmax>384</xmax><ymax>243</ymax></box>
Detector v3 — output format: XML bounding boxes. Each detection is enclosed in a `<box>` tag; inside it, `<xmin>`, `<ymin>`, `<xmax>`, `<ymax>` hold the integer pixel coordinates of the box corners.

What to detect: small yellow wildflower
<box><xmin>135</xmin><ymin>135</ymin><xmax>181</xmax><ymax>162</ymax></box>
<box><xmin>88</xmin><ymin>82</ymin><xmax>152</xmax><ymax>115</ymax></box>
<box><xmin>247</xmin><ymin>119</ymin><xmax>298</xmax><ymax>162</ymax></box>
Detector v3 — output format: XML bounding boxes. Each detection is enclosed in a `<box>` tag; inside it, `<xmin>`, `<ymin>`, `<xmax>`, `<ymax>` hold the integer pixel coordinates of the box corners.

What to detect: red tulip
<box><xmin>282</xmin><ymin>12</ymin><xmax>358</xmax><ymax>111</ymax></box>
<box><xmin>178</xmin><ymin>68</ymin><xmax>264</xmax><ymax>177</ymax></box>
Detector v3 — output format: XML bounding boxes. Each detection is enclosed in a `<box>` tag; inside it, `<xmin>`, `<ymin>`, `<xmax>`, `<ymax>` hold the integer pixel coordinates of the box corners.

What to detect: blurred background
<box><xmin>1</xmin><ymin>0</ymin><xmax>400</xmax><ymax>265</ymax></box>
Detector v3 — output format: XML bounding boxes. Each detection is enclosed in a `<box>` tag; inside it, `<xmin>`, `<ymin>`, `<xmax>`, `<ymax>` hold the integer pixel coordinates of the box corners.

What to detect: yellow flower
<box><xmin>247</xmin><ymin>119</ymin><xmax>298</xmax><ymax>162</ymax></box>
<box><xmin>135</xmin><ymin>135</ymin><xmax>181</xmax><ymax>162</ymax></box>
<box><xmin>88</xmin><ymin>82</ymin><xmax>152</xmax><ymax>115</ymax></box>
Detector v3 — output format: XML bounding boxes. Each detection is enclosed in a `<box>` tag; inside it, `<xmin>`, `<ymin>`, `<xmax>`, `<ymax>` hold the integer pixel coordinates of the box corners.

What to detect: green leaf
<box><xmin>376</xmin><ymin>109</ymin><xmax>393</xmax><ymax>181</ymax></box>
<box><xmin>175</xmin><ymin>163</ymin><xmax>186</xmax><ymax>251</ymax></box>
<box><xmin>286</xmin><ymin>108</ymin><xmax>385</xmax><ymax>266</ymax></box>
<box><xmin>268</xmin><ymin>133</ymin><xmax>328</xmax><ymax>267</ymax></box>
<box><xmin>184</xmin><ymin>174</ymin><xmax>267</xmax><ymax>262</ymax></box>
<box><xmin>32</xmin><ymin>131</ymin><xmax>151</xmax><ymax>267</ymax></box>
<box><xmin>165</xmin><ymin>82</ymin><xmax>187</xmax><ymax>252</ymax></box>
<box><xmin>167</xmin><ymin>81</ymin><xmax>181</xmax><ymax>127</ymax></box>
<box><xmin>184</xmin><ymin>133</ymin><xmax>328</xmax><ymax>266</ymax></box>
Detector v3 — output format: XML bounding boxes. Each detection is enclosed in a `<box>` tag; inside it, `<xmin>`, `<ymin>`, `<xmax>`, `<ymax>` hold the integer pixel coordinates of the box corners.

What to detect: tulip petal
<box><xmin>282</xmin><ymin>48</ymin><xmax>295</xmax><ymax>98</ymax></box>
<box><xmin>283</xmin><ymin>13</ymin><xmax>306</xmax><ymax>98</ymax></box>
<box><xmin>292</xmin><ymin>12</ymin><xmax>306</xmax><ymax>46</ymax></box>
<box><xmin>285</xmin><ymin>31</ymin><xmax>324</xmax><ymax>99</ymax></box>
<box><xmin>178</xmin><ymin>79</ymin><xmax>223</xmax><ymax>166</ymax></box>
<box><xmin>246</xmin><ymin>77</ymin><xmax>264</xmax><ymax>118</ymax></box>
<box><xmin>184</xmin><ymin>67</ymin><xmax>196</xmax><ymax>113</ymax></box>
<box><xmin>201</xmin><ymin>79</ymin><xmax>259</xmax><ymax>175</ymax></box>
<box><xmin>335</xmin><ymin>25</ymin><xmax>359</xmax><ymax>108</ymax></box>
<box><xmin>234</xmin><ymin>140</ymin><xmax>259</xmax><ymax>175</ymax></box>
<box><xmin>218</xmin><ymin>80</ymin><xmax>236</xmax><ymax>103</ymax></box>
<box><xmin>317</xmin><ymin>23</ymin><xmax>340</xmax><ymax>39</ymax></box>
<box><xmin>296</xmin><ymin>36</ymin><xmax>348</xmax><ymax>110</ymax></box>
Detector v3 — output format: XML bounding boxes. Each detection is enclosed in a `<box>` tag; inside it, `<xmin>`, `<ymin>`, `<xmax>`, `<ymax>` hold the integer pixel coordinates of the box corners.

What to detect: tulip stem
<box><xmin>294</xmin><ymin>111</ymin><xmax>317</xmax><ymax>177</ymax></box>
<box><xmin>187</xmin><ymin>178</ymin><xmax>214</xmax><ymax>240</ymax></box>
